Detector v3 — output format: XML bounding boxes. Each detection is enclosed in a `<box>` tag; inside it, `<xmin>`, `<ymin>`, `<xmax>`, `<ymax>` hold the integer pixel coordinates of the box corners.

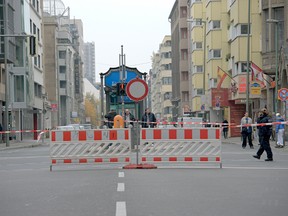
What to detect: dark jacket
<box><xmin>257</xmin><ymin>113</ymin><xmax>272</xmax><ymax>137</ymax></box>
<box><xmin>141</xmin><ymin>112</ymin><xmax>156</xmax><ymax>128</ymax></box>
<box><xmin>104</xmin><ymin>111</ymin><xmax>117</xmax><ymax>128</ymax></box>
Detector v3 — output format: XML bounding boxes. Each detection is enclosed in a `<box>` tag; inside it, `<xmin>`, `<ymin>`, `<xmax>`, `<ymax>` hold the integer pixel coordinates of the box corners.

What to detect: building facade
<box><xmin>0</xmin><ymin>0</ymin><xmax>47</xmax><ymax>141</ymax></box>
<box><xmin>262</xmin><ymin>0</ymin><xmax>288</xmax><ymax>116</ymax></box>
<box><xmin>84</xmin><ymin>42</ymin><xmax>95</xmax><ymax>85</ymax></box>
<box><xmin>151</xmin><ymin>35</ymin><xmax>172</xmax><ymax>121</ymax></box>
<box><xmin>43</xmin><ymin>0</ymin><xmax>84</xmax><ymax>127</ymax></box>
<box><xmin>169</xmin><ymin>0</ymin><xmax>190</xmax><ymax>121</ymax></box>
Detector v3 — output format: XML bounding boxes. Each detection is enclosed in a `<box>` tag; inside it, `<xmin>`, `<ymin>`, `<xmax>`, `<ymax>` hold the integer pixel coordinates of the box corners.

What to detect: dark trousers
<box><xmin>257</xmin><ymin>135</ymin><xmax>273</xmax><ymax>159</ymax></box>
<box><xmin>223</xmin><ymin>129</ymin><xmax>228</xmax><ymax>139</ymax></box>
<box><xmin>242</xmin><ymin>132</ymin><xmax>253</xmax><ymax>147</ymax></box>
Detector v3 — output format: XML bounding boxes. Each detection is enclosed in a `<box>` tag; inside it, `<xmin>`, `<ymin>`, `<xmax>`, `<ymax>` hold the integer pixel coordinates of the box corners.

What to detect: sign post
<box><xmin>126</xmin><ymin>77</ymin><xmax>149</xmax><ymax>166</ymax></box>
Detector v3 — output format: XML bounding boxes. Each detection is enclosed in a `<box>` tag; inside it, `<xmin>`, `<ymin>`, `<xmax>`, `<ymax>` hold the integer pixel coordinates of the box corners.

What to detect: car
<box><xmin>67</xmin><ymin>124</ymin><xmax>84</xmax><ymax>130</ymax></box>
<box><xmin>80</xmin><ymin>124</ymin><xmax>92</xmax><ymax>129</ymax></box>
<box><xmin>55</xmin><ymin>125</ymin><xmax>74</xmax><ymax>130</ymax></box>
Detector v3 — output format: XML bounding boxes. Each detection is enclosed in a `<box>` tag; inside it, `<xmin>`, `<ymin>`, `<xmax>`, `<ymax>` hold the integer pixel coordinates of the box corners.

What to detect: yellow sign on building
<box><xmin>251</xmin><ymin>82</ymin><xmax>261</xmax><ymax>95</ymax></box>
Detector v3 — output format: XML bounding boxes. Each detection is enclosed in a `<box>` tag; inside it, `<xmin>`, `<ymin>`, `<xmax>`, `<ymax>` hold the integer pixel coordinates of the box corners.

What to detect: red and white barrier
<box><xmin>140</xmin><ymin>128</ymin><xmax>222</xmax><ymax>168</ymax></box>
<box><xmin>49</xmin><ymin>128</ymin><xmax>131</xmax><ymax>171</ymax></box>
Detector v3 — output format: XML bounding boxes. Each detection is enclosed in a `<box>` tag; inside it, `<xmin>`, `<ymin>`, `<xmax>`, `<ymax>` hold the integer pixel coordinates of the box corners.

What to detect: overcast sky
<box><xmin>62</xmin><ymin>0</ymin><xmax>176</xmax><ymax>82</ymax></box>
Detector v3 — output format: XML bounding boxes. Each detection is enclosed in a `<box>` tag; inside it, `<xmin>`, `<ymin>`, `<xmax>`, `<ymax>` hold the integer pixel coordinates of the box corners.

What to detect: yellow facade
<box><xmin>189</xmin><ymin>0</ymin><xmax>262</xmax><ymax>115</ymax></box>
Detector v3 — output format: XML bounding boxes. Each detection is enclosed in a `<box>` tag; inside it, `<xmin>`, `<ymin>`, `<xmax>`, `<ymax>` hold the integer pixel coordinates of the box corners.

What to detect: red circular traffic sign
<box><xmin>126</xmin><ymin>77</ymin><xmax>148</xmax><ymax>102</ymax></box>
<box><xmin>278</xmin><ymin>88</ymin><xmax>288</xmax><ymax>101</ymax></box>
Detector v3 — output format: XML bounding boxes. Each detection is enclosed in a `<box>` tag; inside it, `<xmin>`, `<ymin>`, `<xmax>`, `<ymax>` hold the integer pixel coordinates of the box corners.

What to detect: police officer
<box><xmin>253</xmin><ymin>108</ymin><xmax>273</xmax><ymax>161</ymax></box>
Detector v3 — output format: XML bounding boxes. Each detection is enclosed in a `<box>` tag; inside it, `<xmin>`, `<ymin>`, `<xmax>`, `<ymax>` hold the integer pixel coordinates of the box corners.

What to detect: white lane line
<box><xmin>118</xmin><ymin>172</ymin><xmax>125</xmax><ymax>178</ymax></box>
<box><xmin>117</xmin><ymin>183</ymin><xmax>125</xmax><ymax>192</ymax></box>
<box><xmin>116</xmin><ymin>202</ymin><xmax>127</xmax><ymax>216</ymax></box>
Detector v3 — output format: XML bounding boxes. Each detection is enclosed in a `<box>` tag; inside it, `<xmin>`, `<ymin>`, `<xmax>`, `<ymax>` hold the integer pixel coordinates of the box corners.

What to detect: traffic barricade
<box><xmin>140</xmin><ymin>127</ymin><xmax>222</xmax><ymax>168</ymax></box>
<box><xmin>49</xmin><ymin>128</ymin><xmax>131</xmax><ymax>171</ymax></box>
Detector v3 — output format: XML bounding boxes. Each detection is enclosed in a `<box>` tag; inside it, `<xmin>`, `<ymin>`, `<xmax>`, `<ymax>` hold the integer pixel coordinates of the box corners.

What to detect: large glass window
<box><xmin>14</xmin><ymin>75</ymin><xmax>25</xmax><ymax>102</ymax></box>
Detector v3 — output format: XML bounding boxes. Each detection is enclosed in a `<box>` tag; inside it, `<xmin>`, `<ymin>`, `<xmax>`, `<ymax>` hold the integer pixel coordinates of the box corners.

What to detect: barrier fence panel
<box><xmin>140</xmin><ymin>128</ymin><xmax>222</xmax><ymax>168</ymax></box>
<box><xmin>50</xmin><ymin>129</ymin><xmax>131</xmax><ymax>170</ymax></box>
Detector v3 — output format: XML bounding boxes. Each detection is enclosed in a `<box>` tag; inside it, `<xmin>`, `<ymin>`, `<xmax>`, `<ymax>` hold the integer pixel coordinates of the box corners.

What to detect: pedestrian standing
<box><xmin>222</xmin><ymin>119</ymin><xmax>228</xmax><ymax>139</ymax></box>
<box><xmin>275</xmin><ymin>113</ymin><xmax>285</xmax><ymax>148</ymax></box>
<box><xmin>124</xmin><ymin>109</ymin><xmax>135</xmax><ymax>128</ymax></box>
<box><xmin>104</xmin><ymin>109</ymin><xmax>117</xmax><ymax>128</ymax></box>
<box><xmin>240</xmin><ymin>112</ymin><xmax>254</xmax><ymax>149</ymax></box>
<box><xmin>253</xmin><ymin>108</ymin><xmax>273</xmax><ymax>161</ymax></box>
<box><xmin>141</xmin><ymin>108</ymin><xmax>156</xmax><ymax>128</ymax></box>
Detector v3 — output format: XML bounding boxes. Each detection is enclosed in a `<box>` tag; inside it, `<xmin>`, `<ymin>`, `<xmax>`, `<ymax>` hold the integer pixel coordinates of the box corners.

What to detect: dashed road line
<box><xmin>116</xmin><ymin>202</ymin><xmax>127</xmax><ymax>216</ymax></box>
<box><xmin>118</xmin><ymin>172</ymin><xmax>125</xmax><ymax>178</ymax></box>
<box><xmin>117</xmin><ymin>183</ymin><xmax>125</xmax><ymax>192</ymax></box>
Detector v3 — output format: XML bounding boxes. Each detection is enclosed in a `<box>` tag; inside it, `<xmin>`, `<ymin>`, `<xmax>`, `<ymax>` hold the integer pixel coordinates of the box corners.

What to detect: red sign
<box><xmin>278</xmin><ymin>88</ymin><xmax>288</xmax><ymax>101</ymax></box>
<box><xmin>126</xmin><ymin>77</ymin><xmax>148</xmax><ymax>102</ymax></box>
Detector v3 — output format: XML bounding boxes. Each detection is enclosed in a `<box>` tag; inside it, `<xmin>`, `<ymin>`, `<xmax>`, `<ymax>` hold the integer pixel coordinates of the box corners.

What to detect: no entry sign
<box><xmin>126</xmin><ymin>77</ymin><xmax>148</xmax><ymax>102</ymax></box>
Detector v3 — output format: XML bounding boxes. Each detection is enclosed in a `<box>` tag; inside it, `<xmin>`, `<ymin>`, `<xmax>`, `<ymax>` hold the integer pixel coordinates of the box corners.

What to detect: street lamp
<box><xmin>246</xmin><ymin>0</ymin><xmax>251</xmax><ymax>114</ymax></box>
<box><xmin>267</xmin><ymin>19</ymin><xmax>279</xmax><ymax>113</ymax></box>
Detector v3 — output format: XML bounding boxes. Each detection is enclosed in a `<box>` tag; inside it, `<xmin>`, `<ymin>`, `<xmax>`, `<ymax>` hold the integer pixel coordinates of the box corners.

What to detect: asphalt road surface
<box><xmin>0</xmin><ymin>143</ymin><xmax>288</xmax><ymax>216</ymax></box>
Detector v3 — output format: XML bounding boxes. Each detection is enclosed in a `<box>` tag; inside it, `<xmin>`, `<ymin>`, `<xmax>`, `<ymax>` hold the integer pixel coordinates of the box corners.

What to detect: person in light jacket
<box><xmin>240</xmin><ymin>112</ymin><xmax>254</xmax><ymax>149</ymax></box>
<box><xmin>275</xmin><ymin>113</ymin><xmax>285</xmax><ymax>148</ymax></box>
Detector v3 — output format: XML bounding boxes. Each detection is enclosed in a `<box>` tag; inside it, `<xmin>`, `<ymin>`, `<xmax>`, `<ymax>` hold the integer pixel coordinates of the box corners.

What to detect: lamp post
<box><xmin>246</xmin><ymin>0</ymin><xmax>251</xmax><ymax>114</ymax></box>
<box><xmin>267</xmin><ymin>19</ymin><xmax>279</xmax><ymax>113</ymax></box>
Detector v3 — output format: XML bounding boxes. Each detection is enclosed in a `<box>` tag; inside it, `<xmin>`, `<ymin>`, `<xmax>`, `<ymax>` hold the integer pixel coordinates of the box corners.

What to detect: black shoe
<box><xmin>253</xmin><ymin>155</ymin><xmax>260</xmax><ymax>159</ymax></box>
<box><xmin>250</xmin><ymin>146</ymin><xmax>254</xmax><ymax>149</ymax></box>
<box><xmin>265</xmin><ymin>158</ymin><xmax>273</xmax><ymax>161</ymax></box>
<box><xmin>242</xmin><ymin>146</ymin><xmax>246</xmax><ymax>149</ymax></box>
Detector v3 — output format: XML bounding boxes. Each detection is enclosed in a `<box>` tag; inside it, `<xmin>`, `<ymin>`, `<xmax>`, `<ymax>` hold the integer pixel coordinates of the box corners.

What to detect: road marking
<box><xmin>117</xmin><ymin>183</ymin><xmax>125</xmax><ymax>192</ymax></box>
<box><xmin>116</xmin><ymin>202</ymin><xmax>127</xmax><ymax>216</ymax></box>
<box><xmin>118</xmin><ymin>172</ymin><xmax>125</xmax><ymax>178</ymax></box>
<box><xmin>223</xmin><ymin>166</ymin><xmax>288</xmax><ymax>170</ymax></box>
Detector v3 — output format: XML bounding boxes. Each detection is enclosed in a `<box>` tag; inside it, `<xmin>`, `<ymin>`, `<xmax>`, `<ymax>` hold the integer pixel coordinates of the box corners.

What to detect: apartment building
<box><xmin>262</xmin><ymin>0</ymin><xmax>287</xmax><ymax>116</ymax></box>
<box><xmin>187</xmin><ymin>0</ymin><xmax>264</xmax><ymax>136</ymax></box>
<box><xmin>151</xmin><ymin>36</ymin><xmax>172</xmax><ymax>121</ymax></box>
<box><xmin>43</xmin><ymin>0</ymin><xmax>84</xmax><ymax>127</ymax></box>
<box><xmin>84</xmin><ymin>42</ymin><xmax>96</xmax><ymax>85</ymax></box>
<box><xmin>0</xmin><ymin>0</ymin><xmax>47</xmax><ymax>141</ymax></box>
<box><xmin>169</xmin><ymin>0</ymin><xmax>190</xmax><ymax>121</ymax></box>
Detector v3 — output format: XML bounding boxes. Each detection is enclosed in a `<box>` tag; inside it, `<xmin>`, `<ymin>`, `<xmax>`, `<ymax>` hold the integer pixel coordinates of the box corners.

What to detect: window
<box><xmin>14</xmin><ymin>75</ymin><xmax>25</xmax><ymax>102</ymax></box>
<box><xmin>164</xmin><ymin>92</ymin><xmax>172</xmax><ymax>100</ymax></box>
<box><xmin>38</xmin><ymin>54</ymin><xmax>40</xmax><ymax>67</ymax></box>
<box><xmin>33</xmin><ymin>23</ymin><xmax>36</xmax><ymax>34</ymax></box>
<box><xmin>193</xmin><ymin>65</ymin><xmax>203</xmax><ymax>73</ymax></box>
<box><xmin>162</xmin><ymin>77</ymin><xmax>172</xmax><ymax>85</ymax></box>
<box><xmin>30</xmin><ymin>19</ymin><xmax>32</xmax><ymax>34</ymax></box>
<box><xmin>34</xmin><ymin>82</ymin><xmax>42</xmax><ymax>98</ymax></box>
<box><xmin>37</xmin><ymin>28</ymin><xmax>40</xmax><ymax>41</ymax></box>
<box><xmin>208</xmin><ymin>49</ymin><xmax>221</xmax><ymax>59</ymax></box>
<box><xmin>181</xmin><ymin>49</ymin><xmax>188</xmax><ymax>60</ymax></box>
<box><xmin>181</xmin><ymin>28</ymin><xmax>187</xmax><ymax>39</ymax></box>
<box><xmin>60</xmin><ymin>81</ymin><xmax>66</xmax><ymax>88</ymax></box>
<box><xmin>181</xmin><ymin>71</ymin><xmax>188</xmax><ymax>81</ymax></box>
<box><xmin>59</xmin><ymin>66</ymin><xmax>66</xmax><ymax>73</ymax></box>
<box><xmin>182</xmin><ymin>91</ymin><xmax>189</xmax><ymax>102</ymax></box>
<box><xmin>180</xmin><ymin>7</ymin><xmax>187</xmax><ymax>18</ymax></box>
<box><xmin>240</xmin><ymin>24</ymin><xmax>249</xmax><ymax>34</ymax></box>
<box><xmin>59</xmin><ymin>51</ymin><xmax>66</xmax><ymax>59</ymax></box>
<box><xmin>192</xmin><ymin>42</ymin><xmax>202</xmax><ymax>51</ymax></box>
<box><xmin>209</xmin><ymin>78</ymin><xmax>217</xmax><ymax>88</ymax></box>
<box><xmin>208</xmin><ymin>20</ymin><xmax>220</xmax><ymax>31</ymax></box>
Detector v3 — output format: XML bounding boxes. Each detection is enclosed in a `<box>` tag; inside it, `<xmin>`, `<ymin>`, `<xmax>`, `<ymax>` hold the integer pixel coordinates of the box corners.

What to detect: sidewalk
<box><xmin>222</xmin><ymin>136</ymin><xmax>288</xmax><ymax>151</ymax></box>
<box><xmin>0</xmin><ymin>138</ymin><xmax>48</xmax><ymax>151</ymax></box>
